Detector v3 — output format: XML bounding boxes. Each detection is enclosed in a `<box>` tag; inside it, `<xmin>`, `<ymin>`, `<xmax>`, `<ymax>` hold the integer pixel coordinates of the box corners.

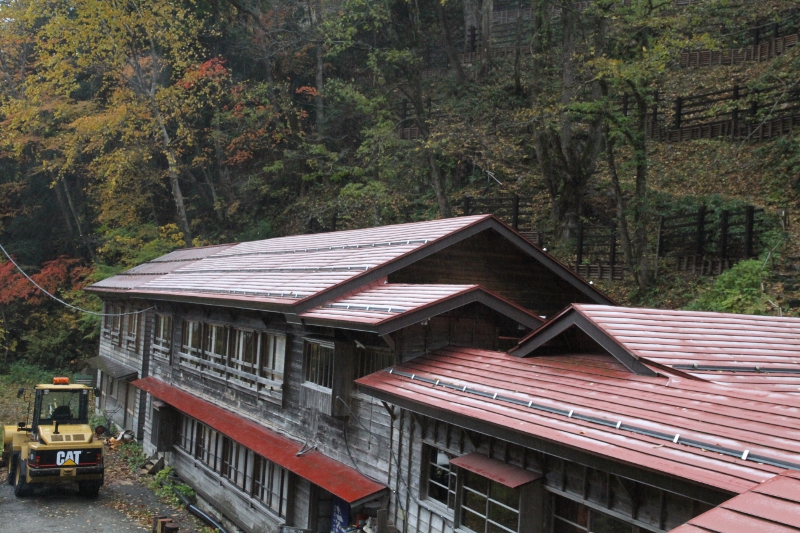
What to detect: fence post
<box><xmin>696</xmin><ymin>205</ymin><xmax>706</xmax><ymax>257</ymax></box>
<box><xmin>576</xmin><ymin>222</ymin><xmax>584</xmax><ymax>268</ymax></box>
<box><xmin>462</xmin><ymin>196</ymin><xmax>472</xmax><ymax>216</ymax></box>
<box><xmin>609</xmin><ymin>222</ymin><xmax>617</xmax><ymax>269</ymax></box>
<box><xmin>744</xmin><ymin>205</ymin><xmax>755</xmax><ymax>257</ymax></box>
<box><xmin>674</xmin><ymin>97</ymin><xmax>682</xmax><ymax>128</ymax></box>
<box><xmin>511</xmin><ymin>195</ymin><xmax>520</xmax><ymax>230</ymax></box>
<box><xmin>719</xmin><ymin>210</ymin><xmax>729</xmax><ymax>259</ymax></box>
<box><xmin>655</xmin><ymin>215</ymin><xmax>664</xmax><ymax>280</ymax></box>
<box><xmin>652</xmin><ymin>90</ymin><xmax>659</xmax><ymax>139</ymax></box>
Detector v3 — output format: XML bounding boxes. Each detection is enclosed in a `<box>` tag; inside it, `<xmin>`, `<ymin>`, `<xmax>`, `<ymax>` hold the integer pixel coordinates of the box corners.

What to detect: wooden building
<box><xmin>86</xmin><ymin>215</ymin><xmax>610</xmax><ymax>533</ymax></box>
<box><xmin>357</xmin><ymin>306</ymin><xmax>800</xmax><ymax>533</ymax></box>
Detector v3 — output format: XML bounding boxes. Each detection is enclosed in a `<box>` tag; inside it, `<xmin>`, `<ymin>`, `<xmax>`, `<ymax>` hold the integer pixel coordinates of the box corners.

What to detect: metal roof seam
<box><xmin>210</xmin><ymin>239</ymin><xmax>431</xmax><ymax>258</ymax></box>
<box><xmin>388</xmin><ymin>368</ymin><xmax>800</xmax><ymax>473</ymax></box>
<box><xmin>408</xmin><ymin>353</ymin><xmax>800</xmax><ymax>432</ymax></box>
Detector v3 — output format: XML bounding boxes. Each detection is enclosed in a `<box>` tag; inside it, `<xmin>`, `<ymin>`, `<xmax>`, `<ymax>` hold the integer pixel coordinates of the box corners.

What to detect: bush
<box><xmin>0</xmin><ymin>361</ymin><xmax>70</xmax><ymax>385</ymax></box>
<box><xmin>118</xmin><ymin>441</ymin><xmax>148</xmax><ymax>472</ymax></box>
<box><xmin>685</xmin><ymin>259</ymin><xmax>775</xmax><ymax>315</ymax></box>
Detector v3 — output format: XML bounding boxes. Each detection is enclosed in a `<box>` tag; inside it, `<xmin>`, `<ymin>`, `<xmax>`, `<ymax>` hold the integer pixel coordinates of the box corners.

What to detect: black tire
<box><xmin>13</xmin><ymin>458</ymin><xmax>31</xmax><ymax>497</ymax></box>
<box><xmin>7</xmin><ymin>452</ymin><xmax>18</xmax><ymax>485</ymax></box>
<box><xmin>78</xmin><ymin>480</ymin><xmax>102</xmax><ymax>498</ymax></box>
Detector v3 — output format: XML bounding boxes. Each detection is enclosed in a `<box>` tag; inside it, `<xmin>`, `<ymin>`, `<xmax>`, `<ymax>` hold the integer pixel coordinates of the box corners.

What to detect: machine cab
<box><xmin>31</xmin><ymin>379</ymin><xmax>90</xmax><ymax>436</ymax></box>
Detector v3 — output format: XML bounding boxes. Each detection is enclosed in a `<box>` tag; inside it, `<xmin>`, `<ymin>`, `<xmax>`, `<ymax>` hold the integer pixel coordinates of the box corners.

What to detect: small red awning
<box><xmin>132</xmin><ymin>377</ymin><xmax>386</xmax><ymax>505</ymax></box>
<box><xmin>449</xmin><ymin>453</ymin><xmax>541</xmax><ymax>488</ymax></box>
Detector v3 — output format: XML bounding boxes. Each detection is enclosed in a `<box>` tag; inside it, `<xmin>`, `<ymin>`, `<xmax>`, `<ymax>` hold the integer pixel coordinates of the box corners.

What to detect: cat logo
<box><xmin>56</xmin><ymin>450</ymin><xmax>82</xmax><ymax>466</ymax></box>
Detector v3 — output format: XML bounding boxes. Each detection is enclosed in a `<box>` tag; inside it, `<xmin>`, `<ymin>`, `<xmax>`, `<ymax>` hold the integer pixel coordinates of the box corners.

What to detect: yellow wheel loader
<box><xmin>2</xmin><ymin>377</ymin><xmax>104</xmax><ymax>498</ymax></box>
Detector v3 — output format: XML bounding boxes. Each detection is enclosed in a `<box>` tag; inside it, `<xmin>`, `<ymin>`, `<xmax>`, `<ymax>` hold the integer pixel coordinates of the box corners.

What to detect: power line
<box><xmin>0</xmin><ymin>241</ymin><xmax>152</xmax><ymax>317</ymax></box>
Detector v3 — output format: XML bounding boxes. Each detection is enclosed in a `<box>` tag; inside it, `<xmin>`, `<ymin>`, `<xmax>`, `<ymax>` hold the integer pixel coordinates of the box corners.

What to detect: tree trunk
<box><xmin>437</xmin><ymin>0</ymin><xmax>467</xmax><ymax>84</ymax></box>
<box><xmin>314</xmin><ymin>0</ymin><xmax>324</xmax><ymax>127</ymax></box>
<box><xmin>464</xmin><ymin>0</ymin><xmax>479</xmax><ymax>47</ymax></box>
<box><xmin>157</xmin><ymin>115</ymin><xmax>193</xmax><ymax>247</ymax></box>
<box><xmin>513</xmin><ymin>0</ymin><xmax>523</xmax><ymax>95</ymax></box>
<box><xmin>479</xmin><ymin>0</ymin><xmax>493</xmax><ymax>77</ymax></box>
<box><xmin>428</xmin><ymin>151</ymin><xmax>451</xmax><ymax>218</ymax></box>
<box><xmin>60</xmin><ymin>178</ymin><xmax>100</xmax><ymax>263</ymax></box>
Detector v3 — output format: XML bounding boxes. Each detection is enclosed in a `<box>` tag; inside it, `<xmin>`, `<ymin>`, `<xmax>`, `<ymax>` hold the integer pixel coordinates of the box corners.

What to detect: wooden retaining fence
<box><xmin>459</xmin><ymin>196</ymin><xmax>775</xmax><ymax>279</ymax></box>
<box><xmin>680</xmin><ymin>33</ymin><xmax>799</xmax><ymax>68</ymax></box>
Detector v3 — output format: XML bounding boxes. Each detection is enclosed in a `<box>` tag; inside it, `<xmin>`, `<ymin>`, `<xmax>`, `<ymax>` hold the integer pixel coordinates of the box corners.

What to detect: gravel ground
<box><xmin>0</xmin><ymin>452</ymin><xmax>198</xmax><ymax>531</ymax></box>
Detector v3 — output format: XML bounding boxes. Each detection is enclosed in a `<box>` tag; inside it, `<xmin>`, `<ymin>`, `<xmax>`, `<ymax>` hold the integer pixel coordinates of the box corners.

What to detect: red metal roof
<box><xmin>449</xmin><ymin>452</ymin><xmax>541</xmax><ymax>488</ymax></box>
<box><xmin>669</xmin><ymin>470</ymin><xmax>800</xmax><ymax>532</ymax></box>
<box><xmin>298</xmin><ymin>282</ymin><xmax>543</xmax><ymax>332</ymax></box>
<box><xmin>356</xmin><ymin>347</ymin><xmax>800</xmax><ymax>495</ymax></box>
<box><xmin>87</xmin><ymin>215</ymin><xmax>612</xmax><ymax>311</ymax></box>
<box><xmin>515</xmin><ymin>304</ymin><xmax>800</xmax><ymax>392</ymax></box>
<box><xmin>132</xmin><ymin>377</ymin><xmax>386</xmax><ymax>504</ymax></box>
<box><xmin>90</xmin><ymin>244</ymin><xmax>236</xmax><ymax>290</ymax></box>
<box><xmin>89</xmin><ymin>216</ymin><xmax>490</xmax><ymax>304</ymax></box>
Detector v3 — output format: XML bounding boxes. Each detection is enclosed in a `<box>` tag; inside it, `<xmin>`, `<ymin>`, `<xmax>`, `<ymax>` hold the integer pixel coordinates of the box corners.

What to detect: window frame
<box><xmin>303</xmin><ymin>340</ymin><xmax>335</xmax><ymax>389</ymax></box>
<box><xmin>153</xmin><ymin>314</ymin><xmax>174</xmax><ymax>361</ymax></box>
<box><xmin>423</xmin><ymin>446</ymin><xmax>458</xmax><ymax>513</ymax></box>
<box><xmin>174</xmin><ymin>414</ymin><xmax>290</xmax><ymax>519</ymax></box>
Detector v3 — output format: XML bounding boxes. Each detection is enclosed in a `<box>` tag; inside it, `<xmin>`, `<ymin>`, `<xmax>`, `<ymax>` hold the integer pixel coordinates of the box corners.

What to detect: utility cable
<box><xmin>337</xmin><ymin>396</ymin><xmax>452</xmax><ymax>526</ymax></box>
<box><xmin>0</xmin><ymin>241</ymin><xmax>153</xmax><ymax>317</ymax></box>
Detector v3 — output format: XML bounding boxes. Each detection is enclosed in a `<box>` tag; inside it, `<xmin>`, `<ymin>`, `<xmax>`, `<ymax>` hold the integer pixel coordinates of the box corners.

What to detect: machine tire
<box><xmin>78</xmin><ymin>480</ymin><xmax>101</xmax><ymax>498</ymax></box>
<box><xmin>7</xmin><ymin>452</ymin><xmax>18</xmax><ymax>485</ymax></box>
<box><xmin>13</xmin><ymin>458</ymin><xmax>31</xmax><ymax>497</ymax></box>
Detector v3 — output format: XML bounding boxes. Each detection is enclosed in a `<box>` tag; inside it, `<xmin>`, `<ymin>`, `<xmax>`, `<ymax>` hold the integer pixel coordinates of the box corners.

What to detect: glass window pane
<box><xmin>464</xmin><ymin>470</ymin><xmax>489</xmax><ymax>494</ymax></box>
<box><xmin>555</xmin><ymin>496</ymin><xmax>588</xmax><ymax>527</ymax></box>
<box><xmin>590</xmin><ymin>511</ymin><xmax>630</xmax><ymax>533</ymax></box>
<box><xmin>488</xmin><ymin>501</ymin><xmax>518</xmax><ymax>531</ymax></box>
<box><xmin>490</xmin><ymin>481</ymin><xmax>519</xmax><ymax>510</ymax></box>
<box><xmin>464</xmin><ymin>488</ymin><xmax>487</xmax><ymax>515</ymax></box>
<box><xmin>274</xmin><ymin>337</ymin><xmax>286</xmax><ymax>373</ymax></box>
<box><xmin>553</xmin><ymin>519</ymin><xmax>585</xmax><ymax>533</ymax></box>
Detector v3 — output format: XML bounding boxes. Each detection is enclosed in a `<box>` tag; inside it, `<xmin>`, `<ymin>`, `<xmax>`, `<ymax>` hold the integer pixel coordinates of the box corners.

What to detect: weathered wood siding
<box><xmin>140</xmin><ymin>306</ymin><xmax>394</xmax><ymax>533</ymax></box>
<box><xmin>389</xmin><ymin>229</ymin><xmax>593</xmax><ymax>316</ymax></box>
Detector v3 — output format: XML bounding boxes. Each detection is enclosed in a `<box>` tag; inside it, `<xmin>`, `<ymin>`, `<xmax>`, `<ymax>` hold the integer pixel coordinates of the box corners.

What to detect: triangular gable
<box><xmin>300</xmin><ymin>283</ymin><xmax>544</xmax><ymax>335</ymax></box>
<box><xmin>293</xmin><ymin>216</ymin><xmax>614</xmax><ymax>312</ymax></box>
<box><xmin>510</xmin><ymin>306</ymin><xmax>656</xmax><ymax>376</ymax></box>
<box><xmin>87</xmin><ymin>215</ymin><xmax>613</xmax><ymax>314</ymax></box>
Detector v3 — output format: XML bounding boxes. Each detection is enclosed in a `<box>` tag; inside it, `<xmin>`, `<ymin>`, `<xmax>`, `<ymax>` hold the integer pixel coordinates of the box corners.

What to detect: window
<box><xmin>304</xmin><ymin>341</ymin><xmax>334</xmax><ymax>389</ymax></box>
<box><xmin>180</xmin><ymin>320</ymin><xmax>204</xmax><ymax>369</ymax></box>
<box><xmin>253</xmin><ymin>453</ymin><xmax>289</xmax><ymax>517</ymax></box>
<box><xmin>204</xmin><ymin>324</ymin><xmax>229</xmax><ymax>376</ymax></box>
<box><xmin>426</xmin><ymin>447</ymin><xmax>456</xmax><ymax>510</ymax></box>
<box><xmin>177</xmin><ymin>415</ymin><xmax>195</xmax><ymax>452</ymax></box>
<box><xmin>460</xmin><ymin>470</ymin><xmax>520</xmax><ymax>533</ymax></box>
<box><xmin>175</xmin><ymin>414</ymin><xmax>290</xmax><ymax>518</ymax></box>
<box><xmin>260</xmin><ymin>333</ymin><xmax>286</xmax><ymax>382</ymax></box>
<box><xmin>153</xmin><ymin>314</ymin><xmax>173</xmax><ymax>358</ymax></box>
<box><xmin>105</xmin><ymin>304</ymin><xmax>122</xmax><ymax>343</ymax></box>
<box><xmin>221</xmin><ymin>437</ymin><xmax>249</xmax><ymax>490</ymax></box>
<box><xmin>125</xmin><ymin>312</ymin><xmax>140</xmax><ymax>351</ymax></box>
<box><xmin>355</xmin><ymin>346</ymin><xmax>394</xmax><ymax>379</ymax></box>
<box><xmin>229</xmin><ymin>329</ymin><xmax>258</xmax><ymax>387</ymax></box>
<box><xmin>194</xmin><ymin>422</ymin><xmax>222</xmax><ymax>471</ymax></box>
<box><xmin>553</xmin><ymin>495</ymin><xmax>630</xmax><ymax>533</ymax></box>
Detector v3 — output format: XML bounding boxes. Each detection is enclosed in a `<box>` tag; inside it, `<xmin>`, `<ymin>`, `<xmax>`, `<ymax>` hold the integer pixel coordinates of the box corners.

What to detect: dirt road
<box><xmin>0</xmin><ymin>468</ymin><xmax>151</xmax><ymax>530</ymax></box>
<box><xmin>0</xmin><ymin>459</ymin><xmax>196</xmax><ymax>531</ymax></box>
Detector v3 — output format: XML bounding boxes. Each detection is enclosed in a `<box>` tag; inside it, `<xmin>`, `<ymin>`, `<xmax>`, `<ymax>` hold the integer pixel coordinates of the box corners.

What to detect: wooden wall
<box><xmin>389</xmin><ymin>229</ymin><xmax>593</xmax><ymax>317</ymax></box>
<box><xmin>140</xmin><ymin>305</ymin><xmax>395</xmax><ymax>533</ymax></box>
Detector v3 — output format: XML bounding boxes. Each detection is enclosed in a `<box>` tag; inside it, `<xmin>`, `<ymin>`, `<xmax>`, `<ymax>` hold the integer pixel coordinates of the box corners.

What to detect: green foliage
<box><xmin>118</xmin><ymin>441</ymin><xmax>148</xmax><ymax>472</ymax></box>
<box><xmin>148</xmin><ymin>466</ymin><xmax>196</xmax><ymax>507</ymax></box>
<box><xmin>685</xmin><ymin>259</ymin><xmax>777</xmax><ymax>315</ymax></box>
<box><xmin>0</xmin><ymin>361</ymin><xmax>69</xmax><ymax>385</ymax></box>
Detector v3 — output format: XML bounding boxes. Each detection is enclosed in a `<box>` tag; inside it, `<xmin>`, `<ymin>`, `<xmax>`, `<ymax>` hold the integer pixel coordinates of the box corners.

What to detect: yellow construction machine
<box><xmin>2</xmin><ymin>377</ymin><xmax>104</xmax><ymax>497</ymax></box>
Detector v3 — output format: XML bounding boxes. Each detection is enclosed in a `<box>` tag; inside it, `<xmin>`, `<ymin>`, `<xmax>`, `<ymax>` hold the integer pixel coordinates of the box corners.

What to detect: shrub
<box><xmin>685</xmin><ymin>259</ymin><xmax>775</xmax><ymax>315</ymax></box>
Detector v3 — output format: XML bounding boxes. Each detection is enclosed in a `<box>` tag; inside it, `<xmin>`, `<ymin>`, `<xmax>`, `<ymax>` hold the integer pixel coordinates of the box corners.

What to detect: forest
<box><xmin>0</xmin><ymin>0</ymin><xmax>798</xmax><ymax>371</ymax></box>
